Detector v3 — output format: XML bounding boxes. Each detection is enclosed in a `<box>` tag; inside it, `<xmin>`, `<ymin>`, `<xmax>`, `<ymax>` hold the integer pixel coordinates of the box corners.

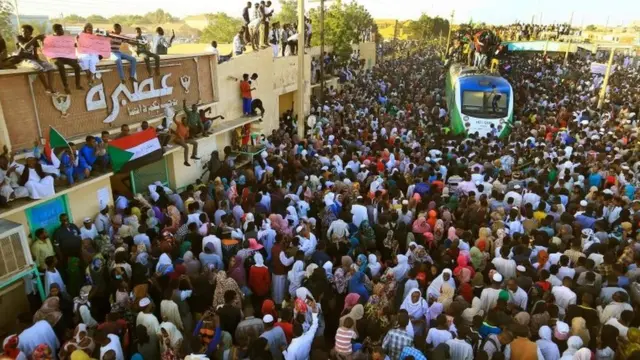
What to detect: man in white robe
<box><xmin>480</xmin><ymin>272</ymin><xmax>503</xmax><ymax>314</ymax></box>
<box><xmin>0</xmin><ymin>157</ymin><xmax>29</xmax><ymax>201</ymax></box>
<box><xmin>19</xmin><ymin>156</ymin><xmax>55</xmax><ymax>200</ymax></box>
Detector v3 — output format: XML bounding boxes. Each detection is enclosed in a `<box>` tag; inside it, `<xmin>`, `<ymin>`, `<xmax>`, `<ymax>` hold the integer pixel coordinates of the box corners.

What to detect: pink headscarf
<box><xmin>447</xmin><ymin>226</ymin><xmax>458</xmax><ymax>241</ymax></box>
<box><xmin>343</xmin><ymin>293</ymin><xmax>361</xmax><ymax>313</ymax></box>
<box><xmin>412</xmin><ymin>217</ymin><xmax>430</xmax><ymax>233</ymax></box>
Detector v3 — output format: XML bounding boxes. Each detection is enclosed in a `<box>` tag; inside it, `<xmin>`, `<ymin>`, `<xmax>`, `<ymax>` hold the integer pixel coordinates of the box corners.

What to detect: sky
<box><xmin>15</xmin><ymin>0</ymin><xmax>640</xmax><ymax>26</ymax></box>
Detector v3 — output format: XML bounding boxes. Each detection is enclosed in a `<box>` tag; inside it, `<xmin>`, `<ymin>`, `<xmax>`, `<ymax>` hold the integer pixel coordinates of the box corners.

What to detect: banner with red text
<box><xmin>42</xmin><ymin>35</ymin><xmax>76</xmax><ymax>59</ymax></box>
<box><xmin>77</xmin><ymin>33</ymin><xmax>111</xmax><ymax>58</ymax></box>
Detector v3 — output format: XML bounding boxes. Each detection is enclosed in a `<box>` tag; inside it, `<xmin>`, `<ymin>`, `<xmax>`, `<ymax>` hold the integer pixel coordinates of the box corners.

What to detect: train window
<box><xmin>461</xmin><ymin>91</ymin><xmax>508</xmax><ymax>118</ymax></box>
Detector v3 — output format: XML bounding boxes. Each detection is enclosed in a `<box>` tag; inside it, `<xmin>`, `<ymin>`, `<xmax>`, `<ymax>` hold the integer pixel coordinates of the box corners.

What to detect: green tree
<box><xmin>109</xmin><ymin>15</ymin><xmax>133</xmax><ymax>26</ymax></box>
<box><xmin>272</xmin><ymin>0</ymin><xmax>297</xmax><ymax>25</ymax></box>
<box><xmin>585</xmin><ymin>24</ymin><xmax>597</xmax><ymax>31</ymax></box>
<box><xmin>144</xmin><ymin>9</ymin><xmax>177</xmax><ymax>24</ymax></box>
<box><xmin>86</xmin><ymin>15</ymin><xmax>108</xmax><ymax>23</ymax></box>
<box><xmin>63</xmin><ymin>14</ymin><xmax>86</xmax><ymax>24</ymax></box>
<box><xmin>406</xmin><ymin>13</ymin><xmax>449</xmax><ymax>41</ymax></box>
<box><xmin>200</xmin><ymin>12</ymin><xmax>243</xmax><ymax>44</ymax></box>
<box><xmin>0</xmin><ymin>0</ymin><xmax>14</xmax><ymax>43</ymax></box>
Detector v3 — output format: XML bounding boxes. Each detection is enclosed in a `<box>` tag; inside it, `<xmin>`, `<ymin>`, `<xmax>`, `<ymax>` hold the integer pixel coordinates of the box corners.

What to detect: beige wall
<box><xmin>358</xmin><ymin>42</ymin><xmax>377</xmax><ymax>70</ymax></box>
<box><xmin>67</xmin><ymin>176</ymin><xmax>114</xmax><ymax>227</ymax></box>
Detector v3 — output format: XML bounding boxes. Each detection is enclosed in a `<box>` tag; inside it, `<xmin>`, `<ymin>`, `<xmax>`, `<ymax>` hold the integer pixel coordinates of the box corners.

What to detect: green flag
<box><xmin>107</xmin><ymin>145</ymin><xmax>134</xmax><ymax>172</ymax></box>
<box><xmin>49</xmin><ymin>126</ymin><xmax>69</xmax><ymax>148</ymax></box>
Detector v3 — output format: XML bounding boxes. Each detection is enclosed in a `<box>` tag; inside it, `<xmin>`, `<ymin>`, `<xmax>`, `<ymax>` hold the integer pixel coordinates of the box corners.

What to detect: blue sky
<box><xmin>16</xmin><ymin>0</ymin><xmax>640</xmax><ymax>26</ymax></box>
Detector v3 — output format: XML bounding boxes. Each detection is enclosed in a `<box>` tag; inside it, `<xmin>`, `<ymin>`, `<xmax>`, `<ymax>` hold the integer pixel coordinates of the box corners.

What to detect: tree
<box><xmin>585</xmin><ymin>24</ymin><xmax>598</xmax><ymax>31</ymax></box>
<box><xmin>143</xmin><ymin>9</ymin><xmax>177</xmax><ymax>24</ymax></box>
<box><xmin>200</xmin><ymin>12</ymin><xmax>243</xmax><ymax>44</ymax></box>
<box><xmin>86</xmin><ymin>15</ymin><xmax>109</xmax><ymax>23</ymax></box>
<box><xmin>273</xmin><ymin>0</ymin><xmax>297</xmax><ymax>25</ymax></box>
<box><xmin>63</xmin><ymin>14</ymin><xmax>86</xmax><ymax>24</ymax></box>
<box><xmin>406</xmin><ymin>13</ymin><xmax>449</xmax><ymax>41</ymax></box>
<box><xmin>0</xmin><ymin>0</ymin><xmax>14</xmax><ymax>43</ymax></box>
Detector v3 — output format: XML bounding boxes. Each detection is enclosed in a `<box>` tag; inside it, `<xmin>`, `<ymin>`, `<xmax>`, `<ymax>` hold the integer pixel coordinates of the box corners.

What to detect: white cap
<box><xmin>263</xmin><ymin>314</ymin><xmax>274</xmax><ymax>323</ymax></box>
<box><xmin>296</xmin><ymin>225</ymin><xmax>303</xmax><ymax>233</ymax></box>
<box><xmin>321</xmin><ymin>166</ymin><xmax>329</xmax><ymax>171</ymax></box>
<box><xmin>580</xmin><ymin>200</ymin><xmax>588</xmax><ymax>207</ymax></box>
<box><xmin>603</xmin><ymin>189</ymin><xmax>613</xmax><ymax>195</ymax></box>
<box><xmin>514</xmin><ymin>185</ymin><xmax>521</xmax><ymax>190</ymax></box>
<box><xmin>492</xmin><ymin>273</ymin><xmax>503</xmax><ymax>283</ymax></box>
<box><xmin>100</xmin><ymin>203</ymin><xmax>108</xmax><ymax>211</ymax></box>
<box><xmin>139</xmin><ymin>297</ymin><xmax>151</xmax><ymax>307</ymax></box>
<box><xmin>261</xmin><ymin>151</ymin><xmax>268</xmax><ymax>159</ymax></box>
<box><xmin>83</xmin><ymin>217</ymin><xmax>91</xmax><ymax>223</ymax></box>
<box><xmin>402</xmin><ymin>200</ymin><xmax>409</xmax><ymax>205</ymax></box>
<box><xmin>516</xmin><ymin>265</ymin><xmax>526</xmax><ymax>272</ymax></box>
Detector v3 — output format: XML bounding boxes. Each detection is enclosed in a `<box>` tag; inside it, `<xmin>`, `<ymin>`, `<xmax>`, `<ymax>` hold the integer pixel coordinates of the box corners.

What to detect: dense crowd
<box><xmin>4</xmin><ymin>39</ymin><xmax>640</xmax><ymax>360</ymax></box>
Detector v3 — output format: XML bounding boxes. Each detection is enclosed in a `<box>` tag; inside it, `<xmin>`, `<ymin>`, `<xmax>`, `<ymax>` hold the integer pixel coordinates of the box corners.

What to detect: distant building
<box><xmin>184</xmin><ymin>15</ymin><xmax>209</xmax><ymax>31</ymax></box>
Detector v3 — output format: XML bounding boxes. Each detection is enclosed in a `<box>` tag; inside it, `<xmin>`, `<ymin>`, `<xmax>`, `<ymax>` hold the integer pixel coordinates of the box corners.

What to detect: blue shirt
<box><xmin>479</xmin><ymin>322</ymin><xmax>501</xmax><ymax>338</ymax></box>
<box><xmin>80</xmin><ymin>138</ymin><xmax>101</xmax><ymax>166</ymax></box>
<box><xmin>575</xmin><ymin>214</ymin><xmax>597</xmax><ymax>230</ymax></box>
<box><xmin>199</xmin><ymin>252</ymin><xmax>224</xmax><ymax>270</ymax></box>
<box><xmin>588</xmin><ymin>173</ymin><xmax>603</xmax><ymax>189</ymax></box>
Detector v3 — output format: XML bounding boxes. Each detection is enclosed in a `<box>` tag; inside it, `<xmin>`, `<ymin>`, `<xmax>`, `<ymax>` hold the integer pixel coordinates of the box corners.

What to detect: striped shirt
<box><xmin>334</xmin><ymin>327</ymin><xmax>356</xmax><ymax>354</ymax></box>
<box><xmin>110</xmin><ymin>35</ymin><xmax>123</xmax><ymax>52</ymax></box>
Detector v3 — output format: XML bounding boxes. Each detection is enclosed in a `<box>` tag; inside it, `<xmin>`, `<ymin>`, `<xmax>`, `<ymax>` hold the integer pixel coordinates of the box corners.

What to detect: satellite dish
<box><xmin>307</xmin><ymin>115</ymin><xmax>317</xmax><ymax>128</ymax></box>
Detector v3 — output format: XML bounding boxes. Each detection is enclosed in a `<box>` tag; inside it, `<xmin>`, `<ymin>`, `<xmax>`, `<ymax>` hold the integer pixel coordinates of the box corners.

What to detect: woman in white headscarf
<box><xmin>427</xmin><ymin>269</ymin><xmax>456</xmax><ymax>300</ymax></box>
<box><xmin>572</xmin><ymin>348</ymin><xmax>592</xmax><ymax>360</ymax></box>
<box><xmin>285</xmin><ymin>206</ymin><xmax>300</xmax><ymax>228</ymax></box>
<box><xmin>392</xmin><ymin>254</ymin><xmax>410</xmax><ymax>281</ymax></box>
<box><xmin>288</xmin><ymin>260</ymin><xmax>305</xmax><ymax>296</ymax></box>
<box><xmin>156</xmin><ymin>253</ymin><xmax>173</xmax><ymax>275</ymax></box>
<box><xmin>400</xmin><ymin>288</ymin><xmax>429</xmax><ymax>338</ymax></box>
<box><xmin>159</xmin><ymin>321</ymin><xmax>183</xmax><ymax>356</ymax></box>
<box><xmin>367</xmin><ymin>254</ymin><xmax>382</xmax><ymax>278</ymax></box>
<box><xmin>461</xmin><ymin>297</ymin><xmax>484</xmax><ymax>325</ymax></box>
<box><xmin>386</xmin><ymin>153</ymin><xmax>396</xmax><ymax>170</ymax></box>
<box><xmin>323</xmin><ymin>261</ymin><xmax>334</xmax><ymax>282</ymax></box>
<box><xmin>160</xmin><ymin>298</ymin><xmax>184</xmax><ymax>331</ymax></box>
<box><xmin>560</xmin><ymin>336</ymin><xmax>583</xmax><ymax>360</ymax></box>
<box><xmin>536</xmin><ymin>326</ymin><xmax>560</xmax><ymax>360</ymax></box>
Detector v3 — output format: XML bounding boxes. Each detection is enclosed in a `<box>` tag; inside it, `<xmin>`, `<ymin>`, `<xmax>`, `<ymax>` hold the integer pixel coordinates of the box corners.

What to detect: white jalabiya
<box><xmin>18</xmin><ymin>321</ymin><xmax>60</xmax><ymax>358</ymax></box>
<box><xmin>160</xmin><ymin>299</ymin><xmax>184</xmax><ymax>330</ymax></box>
<box><xmin>400</xmin><ymin>288</ymin><xmax>429</xmax><ymax>321</ymax></box>
<box><xmin>0</xmin><ymin>163</ymin><xmax>28</xmax><ymax>200</ymax></box>
<box><xmin>287</xmin><ymin>260</ymin><xmax>305</xmax><ymax>295</ymax></box>
<box><xmin>479</xmin><ymin>287</ymin><xmax>502</xmax><ymax>314</ymax></box>
<box><xmin>24</xmin><ymin>168</ymin><xmax>55</xmax><ymax>199</ymax></box>
<box><xmin>427</xmin><ymin>269</ymin><xmax>456</xmax><ymax>300</ymax></box>
<box><xmin>367</xmin><ymin>254</ymin><xmax>381</xmax><ymax>277</ymax></box>
<box><xmin>137</xmin><ymin>311</ymin><xmax>160</xmax><ymax>337</ymax></box>
<box><xmin>392</xmin><ymin>254</ymin><xmax>410</xmax><ymax>281</ymax></box>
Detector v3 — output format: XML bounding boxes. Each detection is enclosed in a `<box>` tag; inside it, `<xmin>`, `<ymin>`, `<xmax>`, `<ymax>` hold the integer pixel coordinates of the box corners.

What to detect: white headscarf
<box><xmin>539</xmin><ymin>325</ymin><xmax>552</xmax><ymax>341</ymax></box>
<box><xmin>295</xmin><ymin>287</ymin><xmax>315</xmax><ymax>301</ymax></box>
<box><xmin>288</xmin><ymin>260</ymin><xmax>305</xmax><ymax>289</ymax></box>
<box><xmin>572</xmin><ymin>348</ymin><xmax>591</xmax><ymax>360</ymax></box>
<box><xmin>427</xmin><ymin>269</ymin><xmax>456</xmax><ymax>299</ymax></box>
<box><xmin>392</xmin><ymin>254</ymin><xmax>410</xmax><ymax>281</ymax></box>
<box><xmin>367</xmin><ymin>254</ymin><xmax>381</xmax><ymax>277</ymax></box>
<box><xmin>253</xmin><ymin>253</ymin><xmax>266</xmax><ymax>268</ymax></box>
<box><xmin>323</xmin><ymin>261</ymin><xmax>334</xmax><ymax>279</ymax></box>
<box><xmin>156</xmin><ymin>253</ymin><xmax>173</xmax><ymax>274</ymax></box>
<box><xmin>286</xmin><ymin>206</ymin><xmax>299</xmax><ymax>227</ymax></box>
<box><xmin>562</xmin><ymin>336</ymin><xmax>583</xmax><ymax>358</ymax></box>
<box><xmin>160</xmin><ymin>299</ymin><xmax>184</xmax><ymax>330</ymax></box>
<box><xmin>461</xmin><ymin>297</ymin><xmax>484</xmax><ymax>324</ymax></box>
<box><xmin>324</xmin><ymin>192</ymin><xmax>336</xmax><ymax>207</ymax></box>
<box><xmin>159</xmin><ymin>321</ymin><xmax>183</xmax><ymax>349</ymax></box>
<box><xmin>400</xmin><ymin>288</ymin><xmax>429</xmax><ymax>320</ymax></box>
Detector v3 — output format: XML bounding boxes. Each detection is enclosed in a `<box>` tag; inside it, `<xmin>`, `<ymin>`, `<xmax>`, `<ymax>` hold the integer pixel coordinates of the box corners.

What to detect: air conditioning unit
<box><xmin>0</xmin><ymin>219</ymin><xmax>32</xmax><ymax>283</ymax></box>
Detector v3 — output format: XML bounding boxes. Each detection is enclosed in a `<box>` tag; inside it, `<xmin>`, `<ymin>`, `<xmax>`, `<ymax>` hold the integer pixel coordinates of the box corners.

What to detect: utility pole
<box><xmin>319</xmin><ymin>0</ymin><xmax>325</xmax><ymax>108</ymax></box>
<box><xmin>597</xmin><ymin>47</ymin><xmax>616</xmax><ymax>109</ymax></box>
<box><xmin>296</xmin><ymin>0</ymin><xmax>305</xmax><ymax>138</ymax></box>
<box><xmin>393</xmin><ymin>19</ymin><xmax>399</xmax><ymax>59</ymax></box>
<box><xmin>564</xmin><ymin>12</ymin><xmax>574</xmax><ymax>65</ymax></box>
<box><xmin>13</xmin><ymin>0</ymin><xmax>21</xmax><ymax>31</ymax></box>
<box><xmin>442</xmin><ymin>10</ymin><xmax>454</xmax><ymax>62</ymax></box>
<box><xmin>605</xmin><ymin>16</ymin><xmax>610</xmax><ymax>29</ymax></box>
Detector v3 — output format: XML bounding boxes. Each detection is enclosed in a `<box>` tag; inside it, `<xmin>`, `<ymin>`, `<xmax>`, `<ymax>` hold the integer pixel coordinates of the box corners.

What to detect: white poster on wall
<box><xmin>97</xmin><ymin>187</ymin><xmax>110</xmax><ymax>210</ymax></box>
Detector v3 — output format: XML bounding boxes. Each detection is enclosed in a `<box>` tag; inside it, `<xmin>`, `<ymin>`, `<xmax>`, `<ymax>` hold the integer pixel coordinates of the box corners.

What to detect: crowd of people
<box><xmin>492</xmin><ymin>23</ymin><xmax>576</xmax><ymax>42</ymax></box>
<box><xmin>4</xmin><ymin>27</ymin><xmax>640</xmax><ymax>360</ymax></box>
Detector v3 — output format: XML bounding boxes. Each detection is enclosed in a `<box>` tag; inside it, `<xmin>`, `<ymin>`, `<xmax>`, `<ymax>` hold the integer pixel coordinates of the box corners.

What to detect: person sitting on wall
<box><xmin>95</xmin><ymin>131</ymin><xmax>110</xmax><ymax>170</ymax></box>
<box><xmin>60</xmin><ymin>142</ymin><xmax>90</xmax><ymax>186</ymax></box>
<box><xmin>14</xmin><ymin>24</ymin><xmax>57</xmax><ymax>94</ymax></box>
<box><xmin>51</xmin><ymin>24</ymin><xmax>84</xmax><ymax>94</ymax></box>
<box><xmin>233</xmin><ymin>29</ymin><xmax>246</xmax><ymax>56</ymax></box>
<box><xmin>109</xmin><ymin>23</ymin><xmax>137</xmax><ymax>84</ymax></box>
<box><xmin>116</xmin><ymin>124</ymin><xmax>130</xmax><ymax>139</ymax></box>
<box><xmin>170</xmin><ymin>114</ymin><xmax>200</xmax><ymax>167</ymax></box>
<box><xmin>76</xmin><ymin>23</ymin><xmax>100</xmax><ymax>86</ymax></box>
<box><xmin>19</xmin><ymin>153</ymin><xmax>56</xmax><ymax>200</ymax></box>
<box><xmin>198</xmin><ymin>107</ymin><xmax>224</xmax><ymax>135</ymax></box>
<box><xmin>183</xmin><ymin>99</ymin><xmax>209</xmax><ymax>138</ymax></box>
<box><xmin>251</xmin><ymin>98</ymin><xmax>264</xmax><ymax>117</ymax></box>
<box><xmin>206</xmin><ymin>41</ymin><xmax>232</xmax><ymax>64</ymax></box>
<box><xmin>80</xmin><ymin>135</ymin><xmax>103</xmax><ymax>172</ymax></box>
<box><xmin>133</xmin><ymin>27</ymin><xmax>160</xmax><ymax>77</ymax></box>
<box><xmin>0</xmin><ymin>146</ymin><xmax>29</xmax><ymax>204</ymax></box>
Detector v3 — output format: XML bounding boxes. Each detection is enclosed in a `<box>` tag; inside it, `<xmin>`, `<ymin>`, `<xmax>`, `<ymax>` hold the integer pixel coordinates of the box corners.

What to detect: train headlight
<box><xmin>463</xmin><ymin>116</ymin><xmax>469</xmax><ymax>121</ymax></box>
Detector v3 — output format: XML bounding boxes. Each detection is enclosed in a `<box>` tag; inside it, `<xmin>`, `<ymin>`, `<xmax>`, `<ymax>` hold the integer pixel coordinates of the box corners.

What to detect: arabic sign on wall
<box><xmin>2</xmin><ymin>54</ymin><xmax>216</xmax><ymax>151</ymax></box>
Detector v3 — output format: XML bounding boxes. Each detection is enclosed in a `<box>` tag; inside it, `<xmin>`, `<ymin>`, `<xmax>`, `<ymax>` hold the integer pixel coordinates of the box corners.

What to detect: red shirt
<box><xmin>248</xmin><ymin>266</ymin><xmax>271</xmax><ymax>296</ymax></box>
<box><xmin>240</xmin><ymin>81</ymin><xmax>252</xmax><ymax>99</ymax></box>
<box><xmin>275</xmin><ymin>322</ymin><xmax>293</xmax><ymax>343</ymax></box>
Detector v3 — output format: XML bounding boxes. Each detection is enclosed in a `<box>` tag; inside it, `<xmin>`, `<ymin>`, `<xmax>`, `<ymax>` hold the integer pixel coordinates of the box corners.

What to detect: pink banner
<box><xmin>77</xmin><ymin>33</ymin><xmax>111</xmax><ymax>58</ymax></box>
<box><xmin>42</xmin><ymin>35</ymin><xmax>76</xmax><ymax>59</ymax></box>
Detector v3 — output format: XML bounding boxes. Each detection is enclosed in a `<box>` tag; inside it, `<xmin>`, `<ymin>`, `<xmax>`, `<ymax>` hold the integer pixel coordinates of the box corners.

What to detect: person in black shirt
<box><xmin>134</xmin><ymin>27</ymin><xmax>160</xmax><ymax>76</ymax></box>
<box><xmin>53</xmin><ymin>213</ymin><xmax>82</xmax><ymax>259</ymax></box>
<box><xmin>218</xmin><ymin>290</ymin><xmax>243</xmax><ymax>336</ymax></box>
<box><xmin>51</xmin><ymin>24</ymin><xmax>84</xmax><ymax>94</ymax></box>
<box><xmin>15</xmin><ymin>24</ymin><xmax>56</xmax><ymax>94</ymax></box>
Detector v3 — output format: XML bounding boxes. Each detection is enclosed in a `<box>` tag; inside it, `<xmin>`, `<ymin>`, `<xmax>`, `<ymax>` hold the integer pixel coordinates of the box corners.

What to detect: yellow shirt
<box><xmin>533</xmin><ymin>211</ymin><xmax>547</xmax><ymax>223</ymax></box>
<box><xmin>31</xmin><ymin>238</ymin><xmax>55</xmax><ymax>270</ymax></box>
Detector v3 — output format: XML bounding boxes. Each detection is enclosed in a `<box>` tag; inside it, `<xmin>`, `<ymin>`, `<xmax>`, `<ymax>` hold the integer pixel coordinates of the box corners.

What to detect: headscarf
<box><xmin>305</xmin><ymin>263</ymin><xmax>318</xmax><ymax>278</ymax></box>
<box><xmin>322</xmin><ymin>261</ymin><xmax>334</xmax><ymax>281</ymax></box>
<box><xmin>469</xmin><ymin>247</ymin><xmax>485</xmax><ymax>270</ymax></box>
<box><xmin>343</xmin><ymin>293</ymin><xmax>361</xmax><ymax>313</ymax></box>
<box><xmin>213</xmin><ymin>271</ymin><xmax>242</xmax><ymax>309</ymax></box>
<box><xmin>31</xmin><ymin>344</ymin><xmax>52</xmax><ymax>360</ymax></box>
<box><xmin>400</xmin><ymin>288</ymin><xmax>429</xmax><ymax>320</ymax></box>
<box><xmin>392</xmin><ymin>254</ymin><xmax>410</xmax><ymax>281</ymax></box>
<box><xmin>261</xmin><ymin>299</ymin><xmax>278</xmax><ymax>320</ymax></box>
<box><xmin>453</xmin><ymin>254</ymin><xmax>474</xmax><ymax>283</ymax></box>
<box><xmin>348</xmin><ymin>271</ymin><xmax>369</xmax><ymax>302</ymax></box>
<box><xmin>179</xmin><ymin>241</ymin><xmax>191</xmax><ymax>257</ymax></box>
<box><xmin>458</xmin><ymin>283</ymin><xmax>474</xmax><ymax>303</ymax></box>
<box><xmin>367</xmin><ymin>254</ymin><xmax>381</xmax><ymax>277</ymax></box>
<box><xmin>33</xmin><ymin>297</ymin><xmax>62</xmax><ymax>327</ymax></box>
<box><xmin>412</xmin><ymin>216</ymin><xmax>430</xmax><ymax>233</ymax></box>
<box><xmin>427</xmin><ymin>269</ymin><xmax>455</xmax><ymax>299</ymax></box>
<box><xmin>514</xmin><ymin>312</ymin><xmax>531</xmax><ymax>326</ymax></box>
<box><xmin>357</xmin><ymin>254</ymin><xmax>368</xmax><ymax>273</ymax></box>
<box><xmin>437</xmin><ymin>283</ymin><xmax>454</xmax><ymax>311</ymax></box>
<box><xmin>622</xmin><ymin>328</ymin><xmax>640</xmax><ymax>358</ymax></box>
<box><xmin>156</xmin><ymin>253</ymin><xmax>174</xmax><ymax>275</ymax></box>
<box><xmin>3</xmin><ymin>335</ymin><xmax>19</xmax><ymax>359</ymax></box>
<box><xmin>562</xmin><ymin>336</ymin><xmax>583</xmax><ymax>358</ymax></box>
<box><xmin>70</xmin><ymin>350</ymin><xmax>91</xmax><ymax>360</ymax></box>
<box><xmin>572</xmin><ymin>348</ymin><xmax>592</xmax><ymax>360</ymax></box>
<box><xmin>227</xmin><ymin>255</ymin><xmax>246</xmax><ymax>287</ymax></box>
<box><xmin>63</xmin><ymin>323</ymin><xmax>95</xmax><ymax>356</ymax></box>
<box><xmin>340</xmin><ymin>304</ymin><xmax>364</xmax><ymax>327</ymax></box>
<box><xmin>538</xmin><ymin>325</ymin><xmax>553</xmax><ymax>341</ymax></box>
<box><xmin>461</xmin><ymin>298</ymin><xmax>483</xmax><ymax>325</ymax></box>
<box><xmin>537</xmin><ymin>250</ymin><xmax>549</xmax><ymax>269</ymax></box>
<box><xmin>253</xmin><ymin>253</ymin><xmax>266</xmax><ymax>268</ymax></box>
<box><xmin>570</xmin><ymin>317</ymin><xmax>590</xmax><ymax>347</ymax></box>
<box><xmin>159</xmin><ymin>321</ymin><xmax>183</xmax><ymax>349</ymax></box>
